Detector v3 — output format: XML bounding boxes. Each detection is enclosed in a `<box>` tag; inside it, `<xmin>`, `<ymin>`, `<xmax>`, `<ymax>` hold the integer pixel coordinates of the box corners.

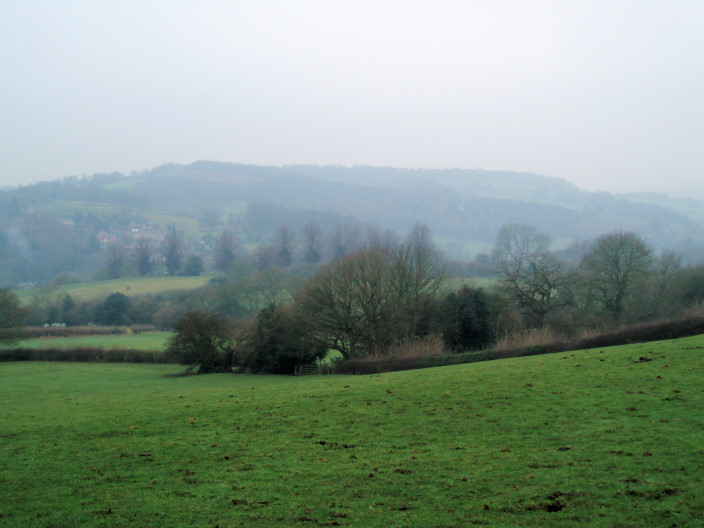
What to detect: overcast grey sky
<box><xmin>1</xmin><ymin>1</ymin><xmax>702</xmax><ymax>197</ymax></box>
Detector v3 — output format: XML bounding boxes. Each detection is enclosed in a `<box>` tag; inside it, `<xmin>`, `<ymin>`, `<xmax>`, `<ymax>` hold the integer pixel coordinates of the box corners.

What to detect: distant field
<box><xmin>436</xmin><ymin>238</ymin><xmax>493</xmax><ymax>260</ymax></box>
<box><xmin>446</xmin><ymin>276</ymin><xmax>497</xmax><ymax>290</ymax></box>
<box><xmin>1</xmin><ymin>332</ymin><xmax>171</xmax><ymax>351</ymax></box>
<box><xmin>2</xmin><ymin>335</ymin><xmax>702</xmax><ymax>527</ymax></box>
<box><xmin>17</xmin><ymin>276</ymin><xmax>211</xmax><ymax>304</ymax></box>
<box><xmin>38</xmin><ymin>200</ymin><xmax>204</xmax><ymax>236</ymax></box>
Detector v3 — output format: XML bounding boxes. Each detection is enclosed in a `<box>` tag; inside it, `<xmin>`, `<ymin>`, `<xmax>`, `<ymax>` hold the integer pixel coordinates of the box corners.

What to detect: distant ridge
<box><xmin>2</xmin><ymin>161</ymin><xmax>702</xmax><ymax>261</ymax></box>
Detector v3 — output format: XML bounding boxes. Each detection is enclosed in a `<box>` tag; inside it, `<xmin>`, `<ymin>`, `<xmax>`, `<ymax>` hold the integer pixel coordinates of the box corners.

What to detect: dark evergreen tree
<box><xmin>98</xmin><ymin>293</ymin><xmax>130</xmax><ymax>326</ymax></box>
<box><xmin>442</xmin><ymin>286</ymin><xmax>496</xmax><ymax>351</ymax></box>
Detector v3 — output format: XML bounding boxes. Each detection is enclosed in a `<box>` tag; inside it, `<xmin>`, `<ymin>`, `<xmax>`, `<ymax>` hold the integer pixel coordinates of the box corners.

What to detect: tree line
<box><xmin>3</xmin><ymin>222</ymin><xmax>704</xmax><ymax>375</ymax></box>
<box><xmin>493</xmin><ymin>224</ymin><xmax>686</xmax><ymax>330</ymax></box>
<box><xmin>165</xmin><ymin>224</ymin><xmax>704</xmax><ymax>374</ymax></box>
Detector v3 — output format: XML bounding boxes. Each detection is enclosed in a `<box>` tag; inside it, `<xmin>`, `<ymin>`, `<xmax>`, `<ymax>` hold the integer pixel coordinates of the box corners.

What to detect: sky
<box><xmin>1</xmin><ymin>1</ymin><xmax>703</xmax><ymax>198</ymax></box>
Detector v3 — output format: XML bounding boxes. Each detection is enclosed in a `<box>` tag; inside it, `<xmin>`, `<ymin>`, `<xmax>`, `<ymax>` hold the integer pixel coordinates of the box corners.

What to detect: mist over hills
<box><xmin>113</xmin><ymin>161</ymin><xmax>700</xmax><ymax>246</ymax></box>
<box><xmin>1</xmin><ymin>161</ymin><xmax>702</xmax><ymax>286</ymax></box>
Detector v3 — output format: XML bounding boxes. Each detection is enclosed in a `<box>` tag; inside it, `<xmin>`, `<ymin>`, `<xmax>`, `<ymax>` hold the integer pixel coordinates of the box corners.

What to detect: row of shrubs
<box><xmin>4</xmin><ymin>313</ymin><xmax>703</xmax><ymax>372</ymax></box>
<box><xmin>332</xmin><ymin>349</ymin><xmax>496</xmax><ymax>374</ymax></box>
<box><xmin>494</xmin><ymin>314</ymin><xmax>704</xmax><ymax>359</ymax></box>
<box><xmin>333</xmin><ymin>314</ymin><xmax>704</xmax><ymax>374</ymax></box>
<box><xmin>0</xmin><ymin>347</ymin><xmax>172</xmax><ymax>364</ymax></box>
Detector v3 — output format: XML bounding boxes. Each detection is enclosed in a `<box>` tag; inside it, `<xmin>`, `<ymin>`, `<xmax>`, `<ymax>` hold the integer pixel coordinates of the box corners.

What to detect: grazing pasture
<box><xmin>446</xmin><ymin>276</ymin><xmax>497</xmax><ymax>290</ymax></box>
<box><xmin>16</xmin><ymin>276</ymin><xmax>211</xmax><ymax>304</ymax></box>
<box><xmin>1</xmin><ymin>335</ymin><xmax>703</xmax><ymax>527</ymax></box>
<box><xmin>38</xmin><ymin>200</ymin><xmax>203</xmax><ymax>236</ymax></box>
<box><xmin>0</xmin><ymin>332</ymin><xmax>171</xmax><ymax>352</ymax></box>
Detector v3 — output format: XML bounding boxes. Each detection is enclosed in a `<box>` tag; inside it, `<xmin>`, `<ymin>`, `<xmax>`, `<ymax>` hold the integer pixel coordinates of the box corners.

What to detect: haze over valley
<box><xmin>2</xmin><ymin>2</ymin><xmax>703</xmax><ymax>199</ymax></box>
<box><xmin>2</xmin><ymin>4</ymin><xmax>704</xmax><ymax>526</ymax></box>
<box><xmin>1</xmin><ymin>160</ymin><xmax>703</xmax><ymax>288</ymax></box>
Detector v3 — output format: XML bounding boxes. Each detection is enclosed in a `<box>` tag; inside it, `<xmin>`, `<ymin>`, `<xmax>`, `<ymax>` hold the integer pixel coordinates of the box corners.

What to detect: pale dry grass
<box><xmin>681</xmin><ymin>300</ymin><xmax>704</xmax><ymax>319</ymax></box>
<box><xmin>386</xmin><ymin>335</ymin><xmax>447</xmax><ymax>359</ymax></box>
<box><xmin>492</xmin><ymin>327</ymin><xmax>568</xmax><ymax>353</ymax></box>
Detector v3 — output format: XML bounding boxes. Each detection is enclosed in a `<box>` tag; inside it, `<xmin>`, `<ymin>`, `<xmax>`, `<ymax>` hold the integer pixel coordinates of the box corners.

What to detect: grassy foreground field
<box><xmin>1</xmin><ymin>336</ymin><xmax>703</xmax><ymax>527</ymax></box>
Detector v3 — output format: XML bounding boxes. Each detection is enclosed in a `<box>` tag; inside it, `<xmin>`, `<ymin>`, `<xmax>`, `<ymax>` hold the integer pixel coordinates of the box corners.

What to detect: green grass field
<box><xmin>446</xmin><ymin>276</ymin><xmax>497</xmax><ymax>290</ymax></box>
<box><xmin>1</xmin><ymin>336</ymin><xmax>703</xmax><ymax>527</ymax></box>
<box><xmin>17</xmin><ymin>276</ymin><xmax>211</xmax><ymax>304</ymax></box>
<box><xmin>1</xmin><ymin>332</ymin><xmax>171</xmax><ymax>351</ymax></box>
<box><xmin>38</xmin><ymin>200</ymin><xmax>204</xmax><ymax>236</ymax></box>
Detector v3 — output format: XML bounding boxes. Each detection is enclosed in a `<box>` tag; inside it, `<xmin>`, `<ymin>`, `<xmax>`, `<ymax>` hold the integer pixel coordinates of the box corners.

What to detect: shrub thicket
<box><xmin>333</xmin><ymin>349</ymin><xmax>496</xmax><ymax>375</ymax></box>
<box><xmin>335</xmin><ymin>313</ymin><xmax>704</xmax><ymax>374</ymax></box>
<box><xmin>245</xmin><ymin>304</ymin><xmax>327</xmax><ymax>374</ymax></box>
<box><xmin>166</xmin><ymin>311</ymin><xmax>239</xmax><ymax>374</ymax></box>
<box><xmin>441</xmin><ymin>286</ymin><xmax>495</xmax><ymax>351</ymax></box>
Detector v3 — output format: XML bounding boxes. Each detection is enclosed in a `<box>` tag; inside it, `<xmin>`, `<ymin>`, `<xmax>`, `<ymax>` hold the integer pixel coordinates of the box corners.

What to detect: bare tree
<box><xmin>105</xmin><ymin>242</ymin><xmax>126</xmax><ymax>279</ymax></box>
<box><xmin>578</xmin><ymin>231</ymin><xmax>654</xmax><ymax>322</ymax></box>
<box><xmin>296</xmin><ymin>237</ymin><xmax>445</xmax><ymax>359</ymax></box>
<box><xmin>214</xmin><ymin>229</ymin><xmax>239</xmax><ymax>272</ymax></box>
<box><xmin>493</xmin><ymin>224</ymin><xmax>568</xmax><ymax>327</ymax></box>
<box><xmin>30</xmin><ymin>284</ymin><xmax>56</xmax><ymax>312</ymax></box>
<box><xmin>405</xmin><ymin>222</ymin><xmax>434</xmax><ymax>253</ymax></box>
<box><xmin>365</xmin><ymin>224</ymin><xmax>400</xmax><ymax>250</ymax></box>
<box><xmin>397</xmin><ymin>223</ymin><xmax>445</xmax><ymax>334</ymax></box>
<box><xmin>275</xmin><ymin>225</ymin><xmax>295</xmax><ymax>267</ymax></box>
<box><xmin>635</xmin><ymin>249</ymin><xmax>682</xmax><ymax>319</ymax></box>
<box><xmin>301</xmin><ymin>221</ymin><xmax>323</xmax><ymax>264</ymax></box>
<box><xmin>296</xmin><ymin>248</ymin><xmax>375</xmax><ymax>359</ymax></box>
<box><xmin>252</xmin><ymin>243</ymin><xmax>277</xmax><ymax>272</ymax></box>
<box><xmin>329</xmin><ymin>223</ymin><xmax>360</xmax><ymax>260</ymax></box>
<box><xmin>654</xmin><ymin>250</ymin><xmax>683</xmax><ymax>304</ymax></box>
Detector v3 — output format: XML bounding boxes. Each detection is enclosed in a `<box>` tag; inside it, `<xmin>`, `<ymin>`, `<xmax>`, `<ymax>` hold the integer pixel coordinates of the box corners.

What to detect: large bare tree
<box><xmin>275</xmin><ymin>225</ymin><xmax>295</xmax><ymax>267</ymax></box>
<box><xmin>578</xmin><ymin>231</ymin><xmax>654</xmax><ymax>322</ymax></box>
<box><xmin>105</xmin><ymin>242</ymin><xmax>126</xmax><ymax>279</ymax></box>
<box><xmin>296</xmin><ymin>236</ymin><xmax>444</xmax><ymax>359</ymax></box>
<box><xmin>329</xmin><ymin>223</ymin><xmax>360</xmax><ymax>260</ymax></box>
<box><xmin>493</xmin><ymin>223</ymin><xmax>568</xmax><ymax>327</ymax></box>
<box><xmin>301</xmin><ymin>221</ymin><xmax>323</xmax><ymax>264</ymax></box>
<box><xmin>214</xmin><ymin>229</ymin><xmax>239</xmax><ymax>272</ymax></box>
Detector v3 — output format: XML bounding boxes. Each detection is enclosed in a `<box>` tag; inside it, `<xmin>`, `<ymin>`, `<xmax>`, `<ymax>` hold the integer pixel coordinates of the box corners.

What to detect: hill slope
<box><xmin>1</xmin><ymin>334</ymin><xmax>702</xmax><ymax>527</ymax></box>
<box><xmin>133</xmin><ymin>162</ymin><xmax>699</xmax><ymax>244</ymax></box>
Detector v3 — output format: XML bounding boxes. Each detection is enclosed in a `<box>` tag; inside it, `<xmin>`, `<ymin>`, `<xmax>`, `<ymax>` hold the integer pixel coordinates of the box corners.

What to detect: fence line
<box><xmin>295</xmin><ymin>364</ymin><xmax>331</xmax><ymax>376</ymax></box>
